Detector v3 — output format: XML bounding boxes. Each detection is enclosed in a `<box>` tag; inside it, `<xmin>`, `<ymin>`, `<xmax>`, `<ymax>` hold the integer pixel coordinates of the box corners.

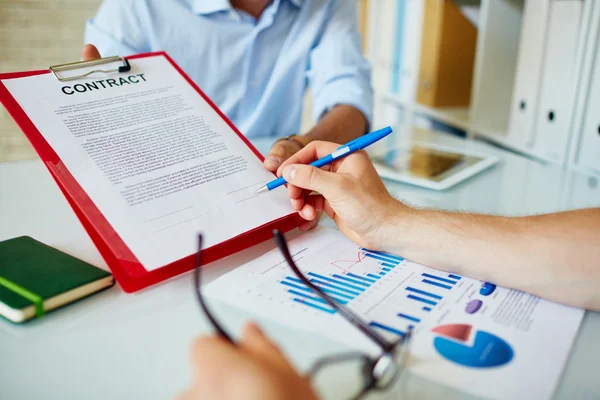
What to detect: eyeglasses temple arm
<box><xmin>273</xmin><ymin>230</ymin><xmax>393</xmax><ymax>352</ymax></box>
<box><xmin>195</xmin><ymin>234</ymin><xmax>235</xmax><ymax>343</ymax></box>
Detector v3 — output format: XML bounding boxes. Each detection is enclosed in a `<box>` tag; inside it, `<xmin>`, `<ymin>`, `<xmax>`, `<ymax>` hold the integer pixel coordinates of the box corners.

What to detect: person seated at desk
<box><xmin>83</xmin><ymin>0</ymin><xmax>372</xmax><ymax>173</ymax></box>
<box><xmin>180</xmin><ymin>141</ymin><xmax>600</xmax><ymax>400</ymax></box>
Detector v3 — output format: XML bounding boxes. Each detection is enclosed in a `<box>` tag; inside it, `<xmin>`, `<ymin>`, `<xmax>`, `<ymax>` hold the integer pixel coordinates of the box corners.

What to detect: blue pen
<box><xmin>255</xmin><ymin>126</ymin><xmax>393</xmax><ymax>194</ymax></box>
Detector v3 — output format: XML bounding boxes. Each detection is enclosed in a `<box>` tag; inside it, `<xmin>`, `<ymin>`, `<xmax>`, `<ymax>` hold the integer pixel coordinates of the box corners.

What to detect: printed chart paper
<box><xmin>205</xmin><ymin>228</ymin><xmax>584</xmax><ymax>400</ymax></box>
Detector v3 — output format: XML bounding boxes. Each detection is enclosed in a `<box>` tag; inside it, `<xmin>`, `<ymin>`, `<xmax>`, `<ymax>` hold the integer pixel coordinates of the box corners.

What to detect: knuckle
<box><xmin>309</xmin><ymin>140</ymin><xmax>327</xmax><ymax>152</ymax></box>
<box><xmin>270</xmin><ymin>144</ymin><xmax>286</xmax><ymax>156</ymax></box>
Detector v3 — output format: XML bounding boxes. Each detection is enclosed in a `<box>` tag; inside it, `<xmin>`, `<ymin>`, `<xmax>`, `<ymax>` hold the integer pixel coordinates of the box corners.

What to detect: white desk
<box><xmin>1</xmin><ymin>127</ymin><xmax>599</xmax><ymax>400</ymax></box>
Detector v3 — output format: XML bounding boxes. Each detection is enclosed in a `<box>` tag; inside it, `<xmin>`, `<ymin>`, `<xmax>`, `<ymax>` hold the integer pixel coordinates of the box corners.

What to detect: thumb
<box><xmin>241</xmin><ymin>323</ymin><xmax>289</xmax><ymax>366</ymax></box>
<box><xmin>282</xmin><ymin>164</ymin><xmax>341</xmax><ymax>198</ymax></box>
<box><xmin>82</xmin><ymin>44</ymin><xmax>101</xmax><ymax>61</ymax></box>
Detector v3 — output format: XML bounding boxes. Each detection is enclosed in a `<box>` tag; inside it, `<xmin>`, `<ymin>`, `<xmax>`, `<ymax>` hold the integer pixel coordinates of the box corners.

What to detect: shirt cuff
<box><xmin>312</xmin><ymin>78</ymin><xmax>373</xmax><ymax>132</ymax></box>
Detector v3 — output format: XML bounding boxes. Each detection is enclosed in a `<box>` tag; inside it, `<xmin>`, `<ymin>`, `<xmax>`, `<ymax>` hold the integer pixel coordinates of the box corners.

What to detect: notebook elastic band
<box><xmin>0</xmin><ymin>276</ymin><xmax>45</xmax><ymax>318</ymax></box>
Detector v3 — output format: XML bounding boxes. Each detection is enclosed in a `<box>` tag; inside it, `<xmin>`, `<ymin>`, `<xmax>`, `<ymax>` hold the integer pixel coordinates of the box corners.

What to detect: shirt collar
<box><xmin>191</xmin><ymin>0</ymin><xmax>231</xmax><ymax>15</ymax></box>
<box><xmin>191</xmin><ymin>0</ymin><xmax>303</xmax><ymax>15</ymax></box>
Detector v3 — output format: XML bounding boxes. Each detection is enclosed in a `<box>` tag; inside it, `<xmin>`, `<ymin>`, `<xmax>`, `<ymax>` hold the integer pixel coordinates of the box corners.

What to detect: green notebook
<box><xmin>0</xmin><ymin>236</ymin><xmax>114</xmax><ymax>323</ymax></box>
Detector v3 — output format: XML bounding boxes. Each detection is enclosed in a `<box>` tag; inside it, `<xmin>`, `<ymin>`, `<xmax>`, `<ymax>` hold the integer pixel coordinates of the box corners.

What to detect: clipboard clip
<box><xmin>50</xmin><ymin>56</ymin><xmax>131</xmax><ymax>82</ymax></box>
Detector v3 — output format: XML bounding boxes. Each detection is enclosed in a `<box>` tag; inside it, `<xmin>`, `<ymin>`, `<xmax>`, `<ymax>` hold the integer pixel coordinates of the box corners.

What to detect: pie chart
<box><xmin>480</xmin><ymin>282</ymin><xmax>496</xmax><ymax>296</ymax></box>
<box><xmin>432</xmin><ymin>324</ymin><xmax>513</xmax><ymax>368</ymax></box>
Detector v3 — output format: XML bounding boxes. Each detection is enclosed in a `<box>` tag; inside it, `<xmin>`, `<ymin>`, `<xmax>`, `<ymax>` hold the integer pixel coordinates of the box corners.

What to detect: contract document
<box><xmin>0</xmin><ymin>53</ymin><xmax>297</xmax><ymax>290</ymax></box>
<box><xmin>205</xmin><ymin>228</ymin><xmax>585</xmax><ymax>400</ymax></box>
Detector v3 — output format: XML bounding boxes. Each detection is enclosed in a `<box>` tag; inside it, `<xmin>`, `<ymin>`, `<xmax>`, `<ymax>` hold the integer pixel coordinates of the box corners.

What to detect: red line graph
<box><xmin>330</xmin><ymin>251</ymin><xmax>366</xmax><ymax>273</ymax></box>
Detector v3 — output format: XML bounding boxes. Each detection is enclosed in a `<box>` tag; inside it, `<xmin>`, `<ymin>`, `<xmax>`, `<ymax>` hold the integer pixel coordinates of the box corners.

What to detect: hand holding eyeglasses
<box><xmin>191</xmin><ymin>231</ymin><xmax>411</xmax><ymax>400</ymax></box>
<box><xmin>186</xmin><ymin>141</ymin><xmax>415</xmax><ymax>400</ymax></box>
<box><xmin>179</xmin><ymin>322</ymin><xmax>318</xmax><ymax>400</ymax></box>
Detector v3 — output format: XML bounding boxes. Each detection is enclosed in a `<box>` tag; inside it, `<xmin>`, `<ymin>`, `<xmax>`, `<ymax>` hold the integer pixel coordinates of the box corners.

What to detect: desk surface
<box><xmin>1</xmin><ymin>127</ymin><xmax>599</xmax><ymax>400</ymax></box>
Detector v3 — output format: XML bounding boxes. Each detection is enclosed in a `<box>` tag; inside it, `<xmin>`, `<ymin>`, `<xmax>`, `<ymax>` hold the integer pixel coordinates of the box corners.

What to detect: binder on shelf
<box><xmin>374</xmin><ymin>0</ymin><xmax>398</xmax><ymax>93</ymax></box>
<box><xmin>532</xmin><ymin>0</ymin><xmax>584</xmax><ymax>163</ymax></box>
<box><xmin>365</xmin><ymin>0</ymin><xmax>381</xmax><ymax>63</ymax></box>
<box><xmin>358</xmin><ymin>0</ymin><xmax>369</xmax><ymax>52</ymax></box>
<box><xmin>0</xmin><ymin>53</ymin><xmax>301</xmax><ymax>293</ymax></box>
<box><xmin>416</xmin><ymin>0</ymin><xmax>477</xmax><ymax>108</ymax></box>
<box><xmin>506</xmin><ymin>0</ymin><xmax>551</xmax><ymax>149</ymax></box>
<box><xmin>390</xmin><ymin>0</ymin><xmax>407</xmax><ymax>94</ymax></box>
<box><xmin>395</xmin><ymin>0</ymin><xmax>425</xmax><ymax>103</ymax></box>
<box><xmin>574</xmin><ymin>24</ymin><xmax>600</xmax><ymax>174</ymax></box>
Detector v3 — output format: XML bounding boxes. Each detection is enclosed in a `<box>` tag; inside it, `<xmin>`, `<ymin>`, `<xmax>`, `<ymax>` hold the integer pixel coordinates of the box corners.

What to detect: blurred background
<box><xmin>1</xmin><ymin>0</ymin><xmax>102</xmax><ymax>161</ymax></box>
<box><xmin>1</xmin><ymin>0</ymin><xmax>599</xmax><ymax>177</ymax></box>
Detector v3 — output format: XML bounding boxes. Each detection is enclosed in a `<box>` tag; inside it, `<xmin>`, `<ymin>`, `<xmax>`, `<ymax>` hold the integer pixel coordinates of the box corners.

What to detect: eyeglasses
<box><xmin>194</xmin><ymin>230</ymin><xmax>412</xmax><ymax>399</ymax></box>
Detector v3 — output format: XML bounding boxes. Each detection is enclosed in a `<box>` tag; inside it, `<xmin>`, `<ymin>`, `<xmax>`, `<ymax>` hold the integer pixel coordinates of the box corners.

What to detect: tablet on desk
<box><xmin>372</xmin><ymin>143</ymin><xmax>499</xmax><ymax>190</ymax></box>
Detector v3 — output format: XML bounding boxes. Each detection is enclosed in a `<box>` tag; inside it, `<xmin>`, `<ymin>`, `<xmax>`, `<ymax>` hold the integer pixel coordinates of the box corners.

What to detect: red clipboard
<box><xmin>0</xmin><ymin>51</ymin><xmax>302</xmax><ymax>293</ymax></box>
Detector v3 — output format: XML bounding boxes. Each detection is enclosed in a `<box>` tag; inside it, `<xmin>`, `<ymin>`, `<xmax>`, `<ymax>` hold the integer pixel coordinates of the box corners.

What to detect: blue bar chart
<box><xmin>407</xmin><ymin>294</ymin><xmax>437</xmax><ymax>306</ymax></box>
<box><xmin>206</xmin><ymin>229</ymin><xmax>473</xmax><ymax>355</ymax></box>
<box><xmin>398</xmin><ymin>313</ymin><xmax>421</xmax><ymax>323</ymax></box>
<box><xmin>422</xmin><ymin>279</ymin><xmax>453</xmax><ymax>290</ymax></box>
<box><xmin>405</xmin><ymin>273</ymin><xmax>461</xmax><ymax>309</ymax></box>
<box><xmin>364</xmin><ymin>271</ymin><xmax>462</xmax><ymax>338</ymax></box>
<box><xmin>361</xmin><ymin>248</ymin><xmax>404</xmax><ymax>277</ymax></box>
<box><xmin>293</xmin><ymin>298</ymin><xmax>336</xmax><ymax>314</ymax></box>
<box><xmin>346</xmin><ymin>273</ymin><xmax>375</xmax><ymax>283</ymax></box>
<box><xmin>278</xmin><ymin>245</ymin><xmax>464</xmax><ymax>341</ymax></box>
<box><xmin>406</xmin><ymin>286</ymin><xmax>442</xmax><ymax>299</ymax></box>
<box><xmin>280</xmin><ymin>247</ymin><xmax>408</xmax><ymax>316</ymax></box>
<box><xmin>369</xmin><ymin>321</ymin><xmax>406</xmax><ymax>337</ymax></box>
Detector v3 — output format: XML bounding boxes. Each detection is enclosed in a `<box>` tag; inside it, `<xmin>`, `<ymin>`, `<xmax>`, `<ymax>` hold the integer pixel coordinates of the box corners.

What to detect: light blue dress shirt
<box><xmin>85</xmin><ymin>0</ymin><xmax>373</xmax><ymax>138</ymax></box>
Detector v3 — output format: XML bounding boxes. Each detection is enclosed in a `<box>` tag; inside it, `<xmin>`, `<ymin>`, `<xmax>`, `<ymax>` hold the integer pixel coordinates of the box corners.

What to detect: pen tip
<box><xmin>255</xmin><ymin>186</ymin><xmax>268</xmax><ymax>194</ymax></box>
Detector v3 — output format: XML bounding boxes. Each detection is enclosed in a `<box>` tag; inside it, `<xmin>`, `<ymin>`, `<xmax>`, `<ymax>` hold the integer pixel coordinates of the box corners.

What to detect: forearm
<box><xmin>386</xmin><ymin>206</ymin><xmax>600</xmax><ymax>310</ymax></box>
<box><xmin>300</xmin><ymin>105</ymin><xmax>367</xmax><ymax>145</ymax></box>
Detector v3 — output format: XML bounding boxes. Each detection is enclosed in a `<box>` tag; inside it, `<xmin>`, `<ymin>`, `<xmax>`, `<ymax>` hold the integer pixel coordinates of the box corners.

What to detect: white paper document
<box><xmin>205</xmin><ymin>228</ymin><xmax>585</xmax><ymax>400</ymax></box>
<box><xmin>3</xmin><ymin>55</ymin><xmax>293</xmax><ymax>270</ymax></box>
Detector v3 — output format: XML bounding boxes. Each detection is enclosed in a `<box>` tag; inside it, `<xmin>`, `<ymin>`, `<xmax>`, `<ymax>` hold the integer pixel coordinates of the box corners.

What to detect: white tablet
<box><xmin>371</xmin><ymin>142</ymin><xmax>500</xmax><ymax>190</ymax></box>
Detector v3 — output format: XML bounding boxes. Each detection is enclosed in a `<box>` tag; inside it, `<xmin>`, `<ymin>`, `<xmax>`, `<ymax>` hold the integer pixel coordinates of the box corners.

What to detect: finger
<box><xmin>291</xmin><ymin>197</ymin><xmax>304</xmax><ymax>211</ymax></box>
<box><xmin>298</xmin><ymin>196</ymin><xmax>324</xmax><ymax>224</ymax></box>
<box><xmin>265</xmin><ymin>140</ymin><xmax>302</xmax><ymax>171</ymax></box>
<box><xmin>287</xmin><ymin>184</ymin><xmax>308</xmax><ymax>210</ymax></box>
<box><xmin>240</xmin><ymin>323</ymin><xmax>288</xmax><ymax>364</ymax></box>
<box><xmin>299</xmin><ymin>216</ymin><xmax>320</xmax><ymax>231</ymax></box>
<box><xmin>298</xmin><ymin>192</ymin><xmax>327</xmax><ymax>220</ymax></box>
<box><xmin>299</xmin><ymin>195</ymin><xmax>324</xmax><ymax>218</ymax></box>
<box><xmin>287</xmin><ymin>185</ymin><xmax>312</xmax><ymax>211</ymax></box>
<box><xmin>82</xmin><ymin>44</ymin><xmax>101</xmax><ymax>61</ymax></box>
<box><xmin>287</xmin><ymin>183</ymin><xmax>305</xmax><ymax>200</ymax></box>
<box><xmin>322</xmin><ymin>200</ymin><xmax>336</xmax><ymax>220</ymax></box>
<box><xmin>299</xmin><ymin>203</ymin><xmax>316</xmax><ymax>220</ymax></box>
<box><xmin>190</xmin><ymin>336</ymin><xmax>240</xmax><ymax>379</ymax></box>
<box><xmin>299</xmin><ymin>220</ymin><xmax>316</xmax><ymax>231</ymax></box>
<box><xmin>277</xmin><ymin>141</ymin><xmax>341</xmax><ymax>176</ymax></box>
<box><xmin>282</xmin><ymin>164</ymin><xmax>342</xmax><ymax>199</ymax></box>
<box><xmin>277</xmin><ymin>153</ymin><xmax>332</xmax><ymax>179</ymax></box>
<box><xmin>306</xmin><ymin>195</ymin><xmax>325</xmax><ymax>214</ymax></box>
